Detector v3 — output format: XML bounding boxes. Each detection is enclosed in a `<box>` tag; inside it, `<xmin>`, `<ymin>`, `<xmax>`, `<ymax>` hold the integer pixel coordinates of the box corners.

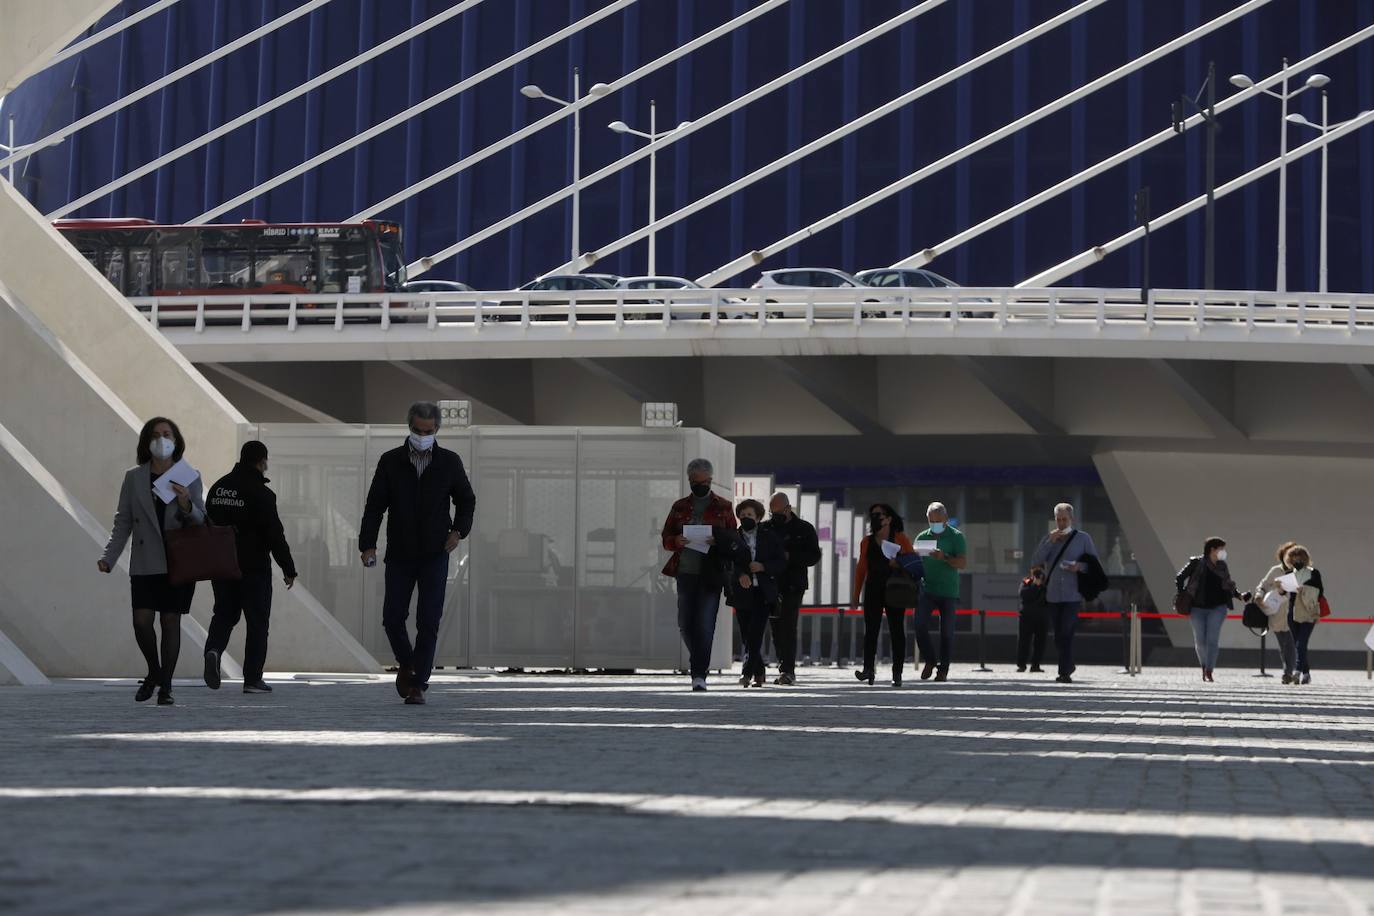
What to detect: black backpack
<box><xmin>1241</xmin><ymin>600</ymin><xmax>1269</xmax><ymax>635</ymax></box>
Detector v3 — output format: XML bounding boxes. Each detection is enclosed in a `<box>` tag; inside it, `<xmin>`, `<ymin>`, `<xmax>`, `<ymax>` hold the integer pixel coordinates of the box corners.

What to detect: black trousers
<box><xmin>770</xmin><ymin>589</ymin><xmax>804</xmax><ymax>675</ymax></box>
<box><xmin>1017</xmin><ymin>608</ymin><xmax>1049</xmax><ymax>668</ymax></box>
<box><xmin>383</xmin><ymin>553</ymin><xmax>450</xmax><ymax>687</ymax></box>
<box><xmin>736</xmin><ymin>589</ymin><xmax>772</xmax><ymax>679</ymax></box>
<box><xmin>208</xmin><ymin>572</ymin><xmax>273</xmax><ymax>683</ymax></box>
<box><xmin>862</xmin><ymin>594</ymin><xmax>906</xmax><ymax>676</ymax></box>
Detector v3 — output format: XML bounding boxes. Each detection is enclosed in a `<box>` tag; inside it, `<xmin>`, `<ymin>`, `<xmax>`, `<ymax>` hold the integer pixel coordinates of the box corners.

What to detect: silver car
<box><xmin>855</xmin><ymin>268</ymin><xmax>992</xmax><ymax>317</ymax></box>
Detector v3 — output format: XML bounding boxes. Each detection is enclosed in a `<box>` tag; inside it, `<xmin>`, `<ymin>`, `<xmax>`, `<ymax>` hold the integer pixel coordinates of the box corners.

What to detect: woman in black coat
<box><xmin>727</xmin><ymin>499</ymin><xmax>787</xmax><ymax>688</ymax></box>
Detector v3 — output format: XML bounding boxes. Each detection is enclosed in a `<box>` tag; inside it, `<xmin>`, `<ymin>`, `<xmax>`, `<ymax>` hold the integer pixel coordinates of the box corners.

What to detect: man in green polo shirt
<box><xmin>913</xmin><ymin>501</ymin><xmax>966</xmax><ymax>681</ymax></box>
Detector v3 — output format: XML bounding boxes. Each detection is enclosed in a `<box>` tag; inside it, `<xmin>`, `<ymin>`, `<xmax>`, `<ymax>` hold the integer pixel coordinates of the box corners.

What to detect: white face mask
<box><xmin>150</xmin><ymin>436</ymin><xmax>175</xmax><ymax>460</ymax></box>
<box><xmin>1216</xmin><ymin>549</ymin><xmax>1228</xmax><ymax>563</ymax></box>
<box><xmin>408</xmin><ymin>432</ymin><xmax>436</xmax><ymax>451</ymax></box>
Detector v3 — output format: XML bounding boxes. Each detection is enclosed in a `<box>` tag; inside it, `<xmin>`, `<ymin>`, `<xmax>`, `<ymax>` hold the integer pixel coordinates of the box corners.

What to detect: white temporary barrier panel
<box><xmin>852</xmin><ymin>513</ymin><xmax>867</xmax><ymax>607</ymax></box>
<box><xmin>835</xmin><ymin>508</ymin><xmax>854</xmax><ymax>608</ymax></box>
<box><xmin>244</xmin><ymin>423</ymin><xmax>734</xmax><ymax>671</ymax></box>
<box><xmin>734</xmin><ymin>475</ymin><xmax>773</xmax><ymax>508</ymax></box>
<box><xmin>817</xmin><ymin>501</ymin><xmax>835</xmax><ymax>607</ymax></box>
<box><xmin>798</xmin><ymin>492</ymin><xmax>819</xmax><ymax>605</ymax></box>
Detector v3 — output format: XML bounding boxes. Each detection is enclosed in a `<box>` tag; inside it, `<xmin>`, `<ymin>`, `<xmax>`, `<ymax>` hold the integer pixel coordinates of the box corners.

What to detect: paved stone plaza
<box><xmin>2</xmin><ymin>664</ymin><xmax>1373</xmax><ymax>915</ymax></box>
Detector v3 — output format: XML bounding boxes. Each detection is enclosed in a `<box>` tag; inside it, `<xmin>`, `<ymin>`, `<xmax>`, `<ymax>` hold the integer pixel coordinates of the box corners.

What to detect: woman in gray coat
<box><xmin>96</xmin><ymin>417</ymin><xmax>206</xmax><ymax>705</ymax></box>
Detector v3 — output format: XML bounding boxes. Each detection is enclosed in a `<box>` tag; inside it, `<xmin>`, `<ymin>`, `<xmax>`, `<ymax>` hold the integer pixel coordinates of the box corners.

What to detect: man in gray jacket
<box><xmin>1029</xmin><ymin>502</ymin><xmax>1098</xmax><ymax>684</ymax></box>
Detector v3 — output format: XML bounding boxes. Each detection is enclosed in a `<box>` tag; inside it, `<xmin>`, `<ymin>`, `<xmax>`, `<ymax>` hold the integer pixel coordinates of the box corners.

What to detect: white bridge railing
<box><xmin>129</xmin><ymin>287</ymin><xmax>1374</xmax><ymax>335</ymax></box>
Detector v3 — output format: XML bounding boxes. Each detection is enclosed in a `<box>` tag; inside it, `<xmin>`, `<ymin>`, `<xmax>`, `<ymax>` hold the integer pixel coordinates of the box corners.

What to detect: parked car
<box><xmin>855</xmin><ymin>267</ymin><xmax>993</xmax><ymax>317</ymax></box>
<box><xmin>615</xmin><ymin>276</ymin><xmax>711</xmax><ymax>320</ymax></box>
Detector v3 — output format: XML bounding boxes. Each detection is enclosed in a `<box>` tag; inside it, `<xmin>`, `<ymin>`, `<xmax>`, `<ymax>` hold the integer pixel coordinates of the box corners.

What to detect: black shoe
<box><xmin>1016</xmin><ymin>665</ymin><xmax>1027</xmax><ymax>673</ymax></box>
<box><xmin>855</xmin><ymin>669</ymin><xmax>875</xmax><ymax>685</ymax></box>
<box><xmin>774</xmin><ymin>673</ymin><xmax>795</xmax><ymax>686</ymax></box>
<box><xmin>1055</xmin><ymin>674</ymin><xmax>1073</xmax><ymax>684</ymax></box>
<box><xmin>892</xmin><ymin>675</ymin><xmax>903</xmax><ymax>687</ymax></box>
<box><xmin>739</xmin><ymin>674</ymin><xmax>752</xmax><ymax>688</ymax></box>
<box><xmin>934</xmin><ymin>668</ymin><xmax>948</xmax><ymax>682</ymax></box>
<box><xmin>243</xmin><ymin>681</ymin><xmax>273</xmax><ymax>694</ymax></box>
<box><xmin>1030</xmin><ymin>666</ymin><xmax>1044</xmax><ymax>673</ymax></box>
<box><xmin>203</xmin><ymin>651</ymin><xmax>221</xmax><ymax>690</ymax></box>
<box><xmin>920</xmin><ymin>662</ymin><xmax>936</xmax><ymax>680</ymax></box>
<box><xmin>156</xmin><ymin>688</ymin><xmax>175</xmax><ymax>705</ymax></box>
<box><xmin>135</xmin><ymin>677</ymin><xmax>157</xmax><ymax>702</ymax></box>
<box><xmin>404</xmin><ymin>687</ymin><xmax>426</xmax><ymax>705</ymax></box>
<box><xmin>394</xmin><ymin>667</ymin><xmax>413</xmax><ymax>698</ymax></box>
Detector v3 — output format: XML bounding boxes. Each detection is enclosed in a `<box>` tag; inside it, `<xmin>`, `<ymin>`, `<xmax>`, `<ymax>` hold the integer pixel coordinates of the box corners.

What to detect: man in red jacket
<box><xmin>660</xmin><ymin>458</ymin><xmax>737</xmax><ymax>691</ymax></box>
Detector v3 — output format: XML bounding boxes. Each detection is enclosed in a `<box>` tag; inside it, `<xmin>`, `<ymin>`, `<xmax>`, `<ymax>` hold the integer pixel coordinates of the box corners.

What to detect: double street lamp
<box><xmin>520</xmin><ymin>68</ymin><xmax>611</xmax><ymax>262</ymax></box>
<box><xmin>1287</xmin><ymin>95</ymin><xmax>1373</xmax><ymax>294</ymax></box>
<box><xmin>1229</xmin><ymin>62</ymin><xmax>1329</xmax><ymax>293</ymax></box>
<box><xmin>608</xmin><ymin>100</ymin><xmax>692</xmax><ymax>276</ymax></box>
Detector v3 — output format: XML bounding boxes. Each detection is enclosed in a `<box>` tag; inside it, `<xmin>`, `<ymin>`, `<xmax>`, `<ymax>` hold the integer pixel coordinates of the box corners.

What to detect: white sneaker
<box><xmin>691</xmin><ymin>677</ymin><xmax>707</xmax><ymax>692</ymax></box>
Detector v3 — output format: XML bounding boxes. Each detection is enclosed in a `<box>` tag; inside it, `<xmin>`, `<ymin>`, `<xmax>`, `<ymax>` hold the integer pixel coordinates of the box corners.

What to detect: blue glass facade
<box><xmin>5</xmin><ymin>0</ymin><xmax>1373</xmax><ymax>291</ymax></box>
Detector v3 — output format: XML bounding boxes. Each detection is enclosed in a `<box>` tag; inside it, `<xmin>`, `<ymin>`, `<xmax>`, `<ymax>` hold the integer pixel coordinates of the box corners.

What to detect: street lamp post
<box><xmin>1173</xmin><ymin>62</ymin><xmax>1220</xmax><ymax>290</ymax></box>
<box><xmin>520</xmin><ymin>69</ymin><xmax>611</xmax><ymax>262</ymax></box>
<box><xmin>609</xmin><ymin>101</ymin><xmax>692</xmax><ymax>276</ymax></box>
<box><xmin>1229</xmin><ymin>62</ymin><xmax>1329</xmax><ymax>293</ymax></box>
<box><xmin>1287</xmin><ymin>96</ymin><xmax>1374</xmax><ymax>294</ymax></box>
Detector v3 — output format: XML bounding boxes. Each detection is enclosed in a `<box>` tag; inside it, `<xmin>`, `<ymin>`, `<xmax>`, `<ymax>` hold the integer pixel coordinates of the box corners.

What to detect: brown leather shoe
<box><xmin>404</xmin><ymin>686</ymin><xmax>426</xmax><ymax>705</ymax></box>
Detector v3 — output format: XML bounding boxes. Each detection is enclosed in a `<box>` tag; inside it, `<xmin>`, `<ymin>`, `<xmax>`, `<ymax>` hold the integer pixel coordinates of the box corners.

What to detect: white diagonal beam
<box><xmin>545</xmin><ymin>0</ymin><xmax>1109</xmax><ymax>277</ymax></box>
<box><xmin>1017</xmin><ymin>110</ymin><xmax>1374</xmax><ymax>287</ymax></box>
<box><xmin>349</xmin><ymin>0</ymin><xmax>791</xmax><ymax>223</ymax></box>
<box><xmin>693</xmin><ymin>0</ymin><xmax>1274</xmax><ymax>288</ymax></box>
<box><xmin>0</xmin><ymin>0</ymin><xmax>334</xmax><ymax>171</ymax></box>
<box><xmin>895</xmin><ymin>25</ymin><xmax>1374</xmax><ymax>270</ymax></box>
<box><xmin>191</xmin><ymin>0</ymin><xmax>638</xmax><ymax>225</ymax></box>
<box><xmin>408</xmin><ymin>0</ymin><xmax>948</xmax><ymax>277</ymax></box>
<box><xmin>41</xmin><ymin>0</ymin><xmax>183</xmax><ymax>74</ymax></box>
<box><xmin>48</xmin><ymin>0</ymin><xmax>488</xmax><ymax>219</ymax></box>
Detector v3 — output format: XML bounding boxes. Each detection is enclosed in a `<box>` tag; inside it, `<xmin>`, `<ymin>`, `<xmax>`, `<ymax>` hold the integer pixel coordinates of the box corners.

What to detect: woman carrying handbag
<box><xmin>96</xmin><ymin>417</ymin><xmax>207</xmax><ymax>706</ymax></box>
<box><xmin>851</xmin><ymin>503</ymin><xmax>917</xmax><ymax>687</ymax></box>
<box><xmin>1174</xmin><ymin>537</ymin><xmax>1251</xmax><ymax>683</ymax></box>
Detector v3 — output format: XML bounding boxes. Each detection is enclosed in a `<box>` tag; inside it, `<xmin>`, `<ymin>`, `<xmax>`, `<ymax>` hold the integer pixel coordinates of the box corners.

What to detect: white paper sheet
<box><xmin>152</xmin><ymin>459</ymin><xmax>200</xmax><ymax>504</ymax></box>
<box><xmin>880</xmin><ymin>540</ymin><xmax>900</xmax><ymax>560</ymax></box>
<box><xmin>913</xmin><ymin>540</ymin><xmax>938</xmax><ymax>555</ymax></box>
<box><xmin>683</xmin><ymin>524</ymin><xmax>712</xmax><ymax>555</ymax></box>
<box><xmin>1262</xmin><ymin>590</ymin><xmax>1285</xmax><ymax>616</ymax></box>
<box><xmin>1276</xmin><ymin>572</ymin><xmax>1301</xmax><ymax>593</ymax></box>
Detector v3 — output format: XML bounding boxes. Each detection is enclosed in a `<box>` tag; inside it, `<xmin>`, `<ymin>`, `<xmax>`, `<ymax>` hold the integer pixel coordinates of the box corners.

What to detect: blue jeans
<box><xmin>914</xmin><ymin>593</ymin><xmax>956</xmax><ymax>669</ymax></box>
<box><xmin>676</xmin><ymin>575</ymin><xmax>721</xmax><ymax>680</ymax></box>
<box><xmin>1189</xmin><ymin>605</ymin><xmax>1228</xmax><ymax>670</ymax></box>
<box><xmin>382</xmin><ymin>553</ymin><xmax>450</xmax><ymax>686</ymax></box>
<box><xmin>1049</xmin><ymin>601</ymin><xmax>1082</xmax><ymax>676</ymax></box>
<box><xmin>1288</xmin><ymin>605</ymin><xmax>1315</xmax><ymax>674</ymax></box>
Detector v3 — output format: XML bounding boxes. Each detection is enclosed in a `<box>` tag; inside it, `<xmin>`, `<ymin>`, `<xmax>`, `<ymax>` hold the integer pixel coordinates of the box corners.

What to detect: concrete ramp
<box><xmin>0</xmin><ymin>627</ymin><xmax>49</xmax><ymax>686</ymax></box>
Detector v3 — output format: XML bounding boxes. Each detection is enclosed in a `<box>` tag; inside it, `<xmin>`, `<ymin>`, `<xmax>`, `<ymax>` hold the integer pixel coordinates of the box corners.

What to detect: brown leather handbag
<box><xmin>165</xmin><ymin>525</ymin><xmax>242</xmax><ymax>585</ymax></box>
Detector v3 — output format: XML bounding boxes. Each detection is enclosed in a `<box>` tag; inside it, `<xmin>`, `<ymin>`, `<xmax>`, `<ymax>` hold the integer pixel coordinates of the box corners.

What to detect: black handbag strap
<box><xmin>1048</xmin><ymin>530</ymin><xmax>1078</xmax><ymax>580</ymax></box>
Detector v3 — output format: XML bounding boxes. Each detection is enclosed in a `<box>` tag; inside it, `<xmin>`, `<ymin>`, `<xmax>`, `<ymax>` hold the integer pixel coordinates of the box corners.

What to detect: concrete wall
<box><xmin>1096</xmin><ymin>449</ymin><xmax>1374</xmax><ymax>653</ymax></box>
<box><xmin>0</xmin><ymin>628</ymin><xmax>49</xmax><ymax>686</ymax></box>
<box><xmin>0</xmin><ymin>0</ymin><xmax>118</xmax><ymax>92</ymax></box>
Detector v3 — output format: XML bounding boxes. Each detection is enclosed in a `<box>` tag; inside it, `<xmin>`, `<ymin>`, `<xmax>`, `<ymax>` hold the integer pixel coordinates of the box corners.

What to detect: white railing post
<box><xmin>241</xmin><ymin>297</ymin><xmax>252</xmax><ymax>332</ymax></box>
<box><xmin>999</xmin><ymin>289</ymin><xmax>1009</xmax><ymax>328</ymax></box>
<box><xmin>149</xmin><ymin>299</ymin><xmax>160</xmax><ymax>329</ymax></box>
<box><xmin>1047</xmin><ymin>292</ymin><xmax>1058</xmax><ymax>326</ymax></box>
<box><xmin>1298</xmin><ymin>295</ymin><xmax>1308</xmax><ymax>332</ymax></box>
<box><xmin>1145</xmin><ymin>289</ymin><xmax>1155</xmax><ymax>329</ymax></box>
<box><xmin>1096</xmin><ymin>291</ymin><xmax>1106</xmax><ymax>329</ymax></box>
<box><xmin>1349</xmin><ymin>294</ymin><xmax>1359</xmax><ymax>334</ymax></box>
<box><xmin>195</xmin><ymin>298</ymin><xmax>205</xmax><ymax>334</ymax></box>
<box><xmin>288</xmin><ymin>295</ymin><xmax>298</xmax><ymax>332</ymax></box>
<box><xmin>427</xmin><ymin>298</ymin><xmax>437</xmax><ymax>330</ymax></box>
<box><xmin>520</xmin><ymin>295</ymin><xmax>531</xmax><ymax>329</ymax></box>
<box><xmin>334</xmin><ymin>296</ymin><xmax>345</xmax><ymax>331</ymax></box>
<box><xmin>1246</xmin><ymin>292</ymin><xmax>1256</xmax><ymax>330</ymax></box>
<box><xmin>380</xmin><ymin>295</ymin><xmax>391</xmax><ymax>331</ymax></box>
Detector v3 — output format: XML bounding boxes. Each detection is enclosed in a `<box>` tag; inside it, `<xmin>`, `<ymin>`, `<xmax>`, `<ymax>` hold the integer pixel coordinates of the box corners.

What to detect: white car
<box><xmin>615</xmin><ymin>276</ymin><xmax>711</xmax><ymax>320</ymax></box>
<box><xmin>751</xmin><ymin>268</ymin><xmax>882</xmax><ymax>318</ymax></box>
<box><xmin>855</xmin><ymin>268</ymin><xmax>992</xmax><ymax>317</ymax></box>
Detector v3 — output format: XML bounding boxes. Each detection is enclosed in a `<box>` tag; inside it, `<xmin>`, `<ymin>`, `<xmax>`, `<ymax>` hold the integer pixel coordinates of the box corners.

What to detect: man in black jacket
<box><xmin>765</xmin><ymin>492</ymin><xmax>821</xmax><ymax>685</ymax></box>
<box><xmin>359</xmin><ymin>402</ymin><xmax>476</xmax><ymax>705</ymax></box>
<box><xmin>204</xmin><ymin>440</ymin><xmax>298</xmax><ymax>694</ymax></box>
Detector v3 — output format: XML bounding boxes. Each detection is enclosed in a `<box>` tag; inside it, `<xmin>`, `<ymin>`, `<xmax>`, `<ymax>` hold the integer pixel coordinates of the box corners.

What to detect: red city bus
<box><xmin>53</xmin><ymin>218</ymin><xmax>405</xmax><ymax>297</ymax></box>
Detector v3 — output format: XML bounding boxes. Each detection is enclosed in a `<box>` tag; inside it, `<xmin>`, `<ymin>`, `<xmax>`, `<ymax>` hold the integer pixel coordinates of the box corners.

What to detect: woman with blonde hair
<box><xmin>1255</xmin><ymin>540</ymin><xmax>1298</xmax><ymax>683</ymax></box>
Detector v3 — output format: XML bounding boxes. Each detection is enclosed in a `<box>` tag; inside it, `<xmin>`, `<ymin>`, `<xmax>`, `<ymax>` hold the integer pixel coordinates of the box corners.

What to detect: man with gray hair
<box><xmin>913</xmin><ymin>501</ymin><xmax>967</xmax><ymax>681</ymax></box>
<box><xmin>1029</xmin><ymin>502</ymin><xmax>1099</xmax><ymax>684</ymax></box>
<box><xmin>660</xmin><ymin>458</ymin><xmax>737</xmax><ymax>691</ymax></box>
<box><xmin>360</xmin><ymin>401</ymin><xmax>476</xmax><ymax>705</ymax></box>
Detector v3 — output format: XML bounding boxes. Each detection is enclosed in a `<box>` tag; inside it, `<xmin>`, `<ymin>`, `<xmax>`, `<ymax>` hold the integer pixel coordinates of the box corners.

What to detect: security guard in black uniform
<box><xmin>203</xmin><ymin>440</ymin><xmax>298</xmax><ymax>693</ymax></box>
<box><xmin>765</xmin><ymin>492</ymin><xmax>821</xmax><ymax>685</ymax></box>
